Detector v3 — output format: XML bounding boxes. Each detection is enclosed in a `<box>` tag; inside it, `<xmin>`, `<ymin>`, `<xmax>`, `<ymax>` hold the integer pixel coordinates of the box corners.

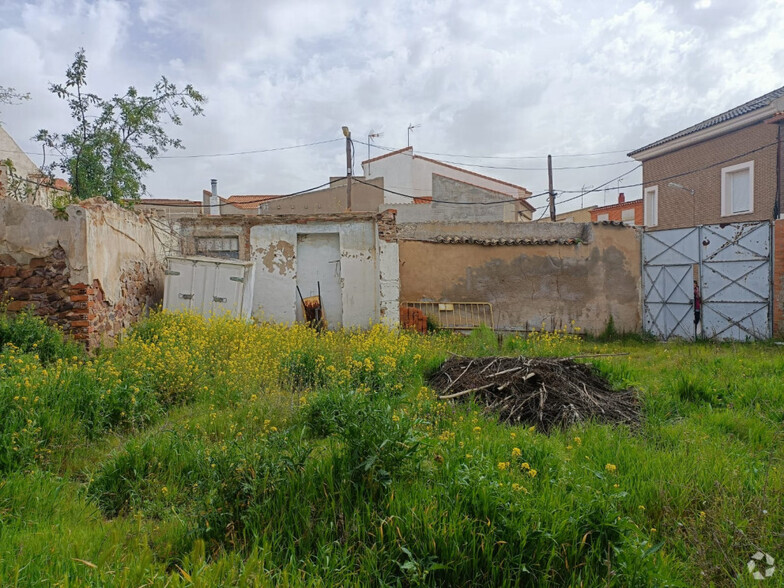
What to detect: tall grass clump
<box><xmin>0</xmin><ymin>309</ymin><xmax>84</xmax><ymax>363</ymax></box>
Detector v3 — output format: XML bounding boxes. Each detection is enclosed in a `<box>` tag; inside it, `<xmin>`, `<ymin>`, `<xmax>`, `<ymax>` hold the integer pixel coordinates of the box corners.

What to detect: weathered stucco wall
<box><xmin>250</xmin><ymin>220</ymin><xmax>379</xmax><ymax>328</ymax></box>
<box><xmin>0</xmin><ymin>198</ymin><xmax>164</xmax><ymax>347</ymax></box>
<box><xmin>258</xmin><ymin>177</ymin><xmax>384</xmax><ymax>215</ymax></box>
<box><xmin>179</xmin><ymin>212</ymin><xmax>399</xmax><ymax>329</ymax></box>
<box><xmin>399</xmin><ymin>222</ymin><xmax>641</xmax><ymax>334</ymax></box>
<box><xmin>82</xmin><ymin>200</ymin><xmax>163</xmax><ymax>304</ymax></box>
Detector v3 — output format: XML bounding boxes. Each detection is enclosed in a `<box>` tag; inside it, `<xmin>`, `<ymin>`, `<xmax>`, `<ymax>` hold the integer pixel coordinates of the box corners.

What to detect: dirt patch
<box><xmin>429</xmin><ymin>355</ymin><xmax>639</xmax><ymax>432</ymax></box>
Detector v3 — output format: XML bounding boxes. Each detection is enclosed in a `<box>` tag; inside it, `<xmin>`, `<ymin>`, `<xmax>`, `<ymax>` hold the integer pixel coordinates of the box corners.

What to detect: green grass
<box><xmin>0</xmin><ymin>312</ymin><xmax>782</xmax><ymax>586</ymax></box>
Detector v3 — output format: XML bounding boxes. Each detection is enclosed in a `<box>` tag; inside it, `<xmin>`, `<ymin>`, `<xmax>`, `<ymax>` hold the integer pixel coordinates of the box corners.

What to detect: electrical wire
<box><xmin>156</xmin><ymin>138</ymin><xmax>342</xmax><ymax>159</ymax></box>
<box><xmin>358</xmin><ymin>140</ymin><xmax>635</xmax><ymax>160</ymax></box>
<box><xmin>355</xmin><ymin>140</ymin><xmax>634</xmax><ymax>171</ymax></box>
<box><xmin>0</xmin><ymin>138</ymin><xmax>344</xmax><ymax>160</ymax></box>
<box><xmin>546</xmin><ymin>165</ymin><xmax>643</xmax><ymax>212</ymax></box>
<box><xmin>142</xmin><ymin>177</ymin><xmax>344</xmax><ymax>208</ymax></box>
<box><xmin>556</xmin><ymin>141</ymin><xmax>778</xmax><ymax>193</ymax></box>
<box><xmin>352</xmin><ymin>176</ymin><xmax>549</xmax><ymax>207</ymax></box>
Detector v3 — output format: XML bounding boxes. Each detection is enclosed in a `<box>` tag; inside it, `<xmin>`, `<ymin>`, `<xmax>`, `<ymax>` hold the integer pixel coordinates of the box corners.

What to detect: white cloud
<box><xmin>0</xmin><ymin>0</ymin><xmax>782</xmax><ymax>213</ymax></box>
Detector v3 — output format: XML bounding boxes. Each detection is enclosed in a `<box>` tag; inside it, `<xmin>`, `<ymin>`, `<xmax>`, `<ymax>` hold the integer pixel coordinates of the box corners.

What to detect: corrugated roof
<box><xmin>629</xmin><ymin>85</ymin><xmax>784</xmax><ymax>157</ymax></box>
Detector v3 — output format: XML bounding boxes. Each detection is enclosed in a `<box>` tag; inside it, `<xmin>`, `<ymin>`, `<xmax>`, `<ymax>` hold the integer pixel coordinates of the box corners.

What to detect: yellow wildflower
<box><xmin>511</xmin><ymin>447</ymin><xmax>522</xmax><ymax>458</ymax></box>
<box><xmin>605</xmin><ymin>463</ymin><xmax>617</xmax><ymax>474</ymax></box>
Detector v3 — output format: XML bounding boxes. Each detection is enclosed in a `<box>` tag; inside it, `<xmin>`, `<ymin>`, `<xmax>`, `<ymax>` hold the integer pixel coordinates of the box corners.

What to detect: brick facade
<box><xmin>773</xmin><ymin>220</ymin><xmax>784</xmax><ymax>337</ymax></box>
<box><xmin>590</xmin><ymin>198</ymin><xmax>643</xmax><ymax>225</ymax></box>
<box><xmin>641</xmin><ymin>122</ymin><xmax>780</xmax><ymax>231</ymax></box>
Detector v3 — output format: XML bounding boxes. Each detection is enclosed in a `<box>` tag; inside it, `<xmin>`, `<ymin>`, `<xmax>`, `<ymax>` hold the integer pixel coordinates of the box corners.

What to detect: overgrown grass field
<box><xmin>0</xmin><ymin>312</ymin><xmax>782</xmax><ymax>586</ymax></box>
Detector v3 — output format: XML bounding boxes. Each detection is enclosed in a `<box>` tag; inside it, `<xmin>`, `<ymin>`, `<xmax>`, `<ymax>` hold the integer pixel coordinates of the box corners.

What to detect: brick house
<box><xmin>590</xmin><ymin>193</ymin><xmax>643</xmax><ymax>225</ymax></box>
<box><xmin>628</xmin><ymin>85</ymin><xmax>784</xmax><ymax>230</ymax></box>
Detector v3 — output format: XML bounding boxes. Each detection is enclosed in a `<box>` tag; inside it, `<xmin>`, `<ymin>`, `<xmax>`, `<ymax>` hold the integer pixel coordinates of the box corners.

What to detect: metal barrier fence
<box><xmin>401</xmin><ymin>301</ymin><xmax>494</xmax><ymax>330</ymax></box>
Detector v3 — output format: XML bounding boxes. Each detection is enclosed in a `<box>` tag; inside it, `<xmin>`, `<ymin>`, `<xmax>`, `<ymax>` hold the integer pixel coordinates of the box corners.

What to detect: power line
<box><xmin>0</xmin><ymin>138</ymin><xmax>343</xmax><ymax>160</ymax></box>
<box><xmin>353</xmin><ymin>176</ymin><xmax>549</xmax><ymax>206</ymax></box>
<box><xmin>358</xmin><ymin>140</ymin><xmax>635</xmax><ymax>160</ymax></box>
<box><xmin>156</xmin><ymin>138</ymin><xmax>342</xmax><ymax>159</ymax></box>
<box><xmin>142</xmin><ymin>178</ymin><xmax>343</xmax><ymax>209</ymax></box>
<box><xmin>547</xmin><ymin>164</ymin><xmax>643</xmax><ymax>211</ymax></box>
<box><xmin>556</xmin><ymin>140</ymin><xmax>778</xmax><ymax>194</ymax></box>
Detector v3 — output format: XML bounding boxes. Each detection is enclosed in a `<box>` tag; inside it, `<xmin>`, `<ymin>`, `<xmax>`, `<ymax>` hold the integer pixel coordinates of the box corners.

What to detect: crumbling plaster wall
<box><xmin>249</xmin><ymin>219</ymin><xmax>380</xmax><ymax>328</ymax></box>
<box><xmin>0</xmin><ymin>198</ymin><xmax>164</xmax><ymax>347</ymax></box>
<box><xmin>398</xmin><ymin>222</ymin><xmax>641</xmax><ymax>334</ymax></box>
<box><xmin>82</xmin><ymin>200</ymin><xmax>163</xmax><ymax>304</ymax></box>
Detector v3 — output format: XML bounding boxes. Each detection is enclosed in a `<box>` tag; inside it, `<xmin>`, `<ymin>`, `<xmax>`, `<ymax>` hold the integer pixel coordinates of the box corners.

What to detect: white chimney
<box><xmin>210</xmin><ymin>179</ymin><xmax>220</xmax><ymax>216</ymax></box>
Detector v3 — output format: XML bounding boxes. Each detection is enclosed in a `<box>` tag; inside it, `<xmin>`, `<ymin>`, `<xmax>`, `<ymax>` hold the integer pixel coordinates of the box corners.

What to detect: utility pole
<box><xmin>342</xmin><ymin>126</ymin><xmax>352</xmax><ymax>210</ymax></box>
<box><xmin>548</xmin><ymin>154</ymin><xmax>556</xmax><ymax>221</ymax></box>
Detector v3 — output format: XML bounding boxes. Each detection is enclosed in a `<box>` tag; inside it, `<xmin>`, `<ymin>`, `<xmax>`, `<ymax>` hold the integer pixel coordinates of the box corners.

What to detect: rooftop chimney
<box><xmin>209</xmin><ymin>179</ymin><xmax>220</xmax><ymax>216</ymax></box>
<box><xmin>618</xmin><ymin>192</ymin><xmax>625</xmax><ymax>204</ymax></box>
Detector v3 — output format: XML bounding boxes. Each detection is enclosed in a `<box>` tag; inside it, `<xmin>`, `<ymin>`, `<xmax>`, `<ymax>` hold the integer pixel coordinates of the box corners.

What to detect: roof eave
<box><xmin>629</xmin><ymin>103</ymin><xmax>779</xmax><ymax>162</ymax></box>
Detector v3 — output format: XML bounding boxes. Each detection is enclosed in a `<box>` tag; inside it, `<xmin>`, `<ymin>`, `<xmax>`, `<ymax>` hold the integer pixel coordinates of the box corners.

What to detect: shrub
<box><xmin>304</xmin><ymin>389</ymin><xmax>422</xmax><ymax>488</ymax></box>
<box><xmin>0</xmin><ymin>309</ymin><xmax>84</xmax><ymax>363</ymax></box>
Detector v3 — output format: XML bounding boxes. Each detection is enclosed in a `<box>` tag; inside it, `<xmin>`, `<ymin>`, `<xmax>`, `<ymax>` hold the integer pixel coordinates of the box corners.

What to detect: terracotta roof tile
<box><xmin>429</xmin><ymin>235</ymin><xmax>581</xmax><ymax>246</ymax></box>
<box><xmin>591</xmin><ymin>199</ymin><xmax>642</xmax><ymax>213</ymax></box>
<box><xmin>138</xmin><ymin>198</ymin><xmax>201</xmax><ymax>207</ymax></box>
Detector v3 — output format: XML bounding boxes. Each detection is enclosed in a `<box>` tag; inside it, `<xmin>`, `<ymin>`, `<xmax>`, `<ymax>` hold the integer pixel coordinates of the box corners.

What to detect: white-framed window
<box><xmin>621</xmin><ymin>208</ymin><xmax>635</xmax><ymax>225</ymax></box>
<box><xmin>644</xmin><ymin>186</ymin><xmax>658</xmax><ymax>227</ymax></box>
<box><xmin>721</xmin><ymin>161</ymin><xmax>754</xmax><ymax>216</ymax></box>
<box><xmin>596</xmin><ymin>213</ymin><xmax>609</xmax><ymax>222</ymax></box>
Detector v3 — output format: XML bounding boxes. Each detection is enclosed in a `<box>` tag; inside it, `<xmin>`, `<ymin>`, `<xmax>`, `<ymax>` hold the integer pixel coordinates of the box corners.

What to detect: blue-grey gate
<box><xmin>642</xmin><ymin>222</ymin><xmax>771</xmax><ymax>341</ymax></box>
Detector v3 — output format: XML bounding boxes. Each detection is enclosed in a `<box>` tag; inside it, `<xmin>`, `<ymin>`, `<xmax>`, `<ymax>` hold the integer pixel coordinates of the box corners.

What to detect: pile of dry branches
<box><xmin>429</xmin><ymin>355</ymin><xmax>639</xmax><ymax>432</ymax></box>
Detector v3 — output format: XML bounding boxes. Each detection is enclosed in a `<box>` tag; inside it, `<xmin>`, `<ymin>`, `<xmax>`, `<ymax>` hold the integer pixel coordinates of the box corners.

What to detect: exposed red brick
<box><xmin>400</xmin><ymin>306</ymin><xmax>428</xmax><ymax>334</ymax></box>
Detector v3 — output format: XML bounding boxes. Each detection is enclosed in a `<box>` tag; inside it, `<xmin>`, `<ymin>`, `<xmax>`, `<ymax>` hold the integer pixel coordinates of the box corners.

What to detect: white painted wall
<box><xmin>362</xmin><ymin>148</ymin><xmax>530</xmax><ymax>206</ymax></box>
<box><xmin>250</xmin><ymin>220</ymin><xmax>391</xmax><ymax>328</ymax></box>
<box><xmin>363</xmin><ymin>151</ymin><xmax>419</xmax><ymax>204</ymax></box>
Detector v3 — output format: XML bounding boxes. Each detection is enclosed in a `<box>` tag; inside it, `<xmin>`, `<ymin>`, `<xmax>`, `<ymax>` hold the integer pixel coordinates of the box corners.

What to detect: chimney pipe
<box><xmin>209</xmin><ymin>179</ymin><xmax>220</xmax><ymax>216</ymax></box>
<box><xmin>618</xmin><ymin>192</ymin><xmax>625</xmax><ymax>204</ymax></box>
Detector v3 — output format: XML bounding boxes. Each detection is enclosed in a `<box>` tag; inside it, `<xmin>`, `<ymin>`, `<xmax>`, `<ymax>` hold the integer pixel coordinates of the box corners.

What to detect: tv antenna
<box><xmin>367</xmin><ymin>130</ymin><xmax>382</xmax><ymax>162</ymax></box>
<box><xmin>407</xmin><ymin>123</ymin><xmax>420</xmax><ymax>147</ymax></box>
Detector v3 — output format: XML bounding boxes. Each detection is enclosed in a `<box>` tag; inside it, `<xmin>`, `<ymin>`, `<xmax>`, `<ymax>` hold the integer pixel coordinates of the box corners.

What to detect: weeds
<box><xmin>0</xmin><ymin>313</ymin><xmax>782</xmax><ymax>586</ymax></box>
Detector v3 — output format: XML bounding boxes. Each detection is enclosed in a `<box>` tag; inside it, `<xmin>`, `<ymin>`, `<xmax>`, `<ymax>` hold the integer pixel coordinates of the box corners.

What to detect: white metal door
<box><xmin>296</xmin><ymin>233</ymin><xmax>343</xmax><ymax>328</ymax></box>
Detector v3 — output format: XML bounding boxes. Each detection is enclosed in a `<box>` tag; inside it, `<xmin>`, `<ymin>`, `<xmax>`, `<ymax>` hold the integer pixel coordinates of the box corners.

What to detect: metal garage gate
<box><xmin>642</xmin><ymin>221</ymin><xmax>771</xmax><ymax>341</ymax></box>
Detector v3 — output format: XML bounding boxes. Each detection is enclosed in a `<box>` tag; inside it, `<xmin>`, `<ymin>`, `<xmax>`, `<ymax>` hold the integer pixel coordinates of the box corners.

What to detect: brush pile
<box><xmin>429</xmin><ymin>355</ymin><xmax>639</xmax><ymax>432</ymax></box>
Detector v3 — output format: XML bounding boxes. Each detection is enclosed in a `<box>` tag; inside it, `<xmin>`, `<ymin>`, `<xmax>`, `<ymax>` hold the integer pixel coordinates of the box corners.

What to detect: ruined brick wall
<box><xmin>0</xmin><ymin>248</ymin><xmax>159</xmax><ymax>348</ymax></box>
<box><xmin>87</xmin><ymin>262</ymin><xmax>159</xmax><ymax>348</ymax></box>
<box><xmin>0</xmin><ymin>198</ymin><xmax>164</xmax><ymax>349</ymax></box>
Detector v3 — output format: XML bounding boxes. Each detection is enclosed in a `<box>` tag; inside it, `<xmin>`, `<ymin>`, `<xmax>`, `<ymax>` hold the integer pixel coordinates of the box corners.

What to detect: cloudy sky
<box><xmin>1</xmin><ymin>0</ymin><xmax>783</xmax><ymax>215</ymax></box>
